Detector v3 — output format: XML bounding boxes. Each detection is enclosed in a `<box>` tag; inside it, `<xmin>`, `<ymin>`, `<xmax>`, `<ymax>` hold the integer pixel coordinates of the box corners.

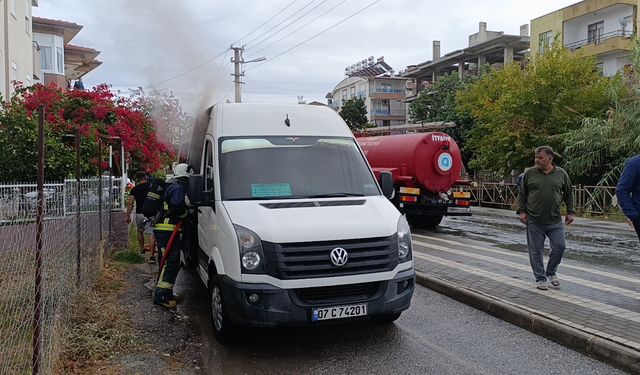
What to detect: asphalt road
<box><xmin>175</xmin><ymin>270</ymin><xmax>624</xmax><ymax>375</ymax></box>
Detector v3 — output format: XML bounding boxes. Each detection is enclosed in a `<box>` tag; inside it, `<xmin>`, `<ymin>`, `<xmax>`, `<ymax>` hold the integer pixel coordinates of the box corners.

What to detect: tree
<box><xmin>0</xmin><ymin>83</ymin><xmax>175</xmax><ymax>181</ymax></box>
<box><xmin>456</xmin><ymin>42</ymin><xmax>618</xmax><ymax>177</ymax></box>
<box><xmin>562</xmin><ymin>40</ymin><xmax>640</xmax><ymax>185</ymax></box>
<box><xmin>409</xmin><ymin>73</ymin><xmax>477</xmax><ymax>168</ymax></box>
<box><xmin>339</xmin><ymin>97</ymin><xmax>368</xmax><ymax>130</ymax></box>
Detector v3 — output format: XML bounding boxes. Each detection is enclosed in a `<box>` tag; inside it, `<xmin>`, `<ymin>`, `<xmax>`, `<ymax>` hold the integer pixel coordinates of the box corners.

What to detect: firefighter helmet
<box><xmin>173</xmin><ymin>163</ymin><xmax>193</xmax><ymax>178</ymax></box>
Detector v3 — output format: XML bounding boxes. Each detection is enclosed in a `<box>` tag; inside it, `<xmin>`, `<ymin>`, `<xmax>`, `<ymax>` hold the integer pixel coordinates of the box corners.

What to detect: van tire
<box><xmin>371</xmin><ymin>312</ymin><xmax>402</xmax><ymax>324</ymax></box>
<box><xmin>208</xmin><ymin>275</ymin><xmax>239</xmax><ymax>344</ymax></box>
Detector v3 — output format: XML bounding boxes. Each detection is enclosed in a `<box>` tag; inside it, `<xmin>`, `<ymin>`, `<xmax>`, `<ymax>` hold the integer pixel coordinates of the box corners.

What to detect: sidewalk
<box><xmin>411</xmin><ymin>218</ymin><xmax>640</xmax><ymax>373</ymax></box>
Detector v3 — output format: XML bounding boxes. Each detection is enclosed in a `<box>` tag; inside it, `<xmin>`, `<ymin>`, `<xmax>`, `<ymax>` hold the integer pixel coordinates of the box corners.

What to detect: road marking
<box><xmin>412</xmin><ymin>239</ymin><xmax>640</xmax><ymax>300</ymax></box>
<box><xmin>412</xmin><ymin>251</ymin><xmax>640</xmax><ymax>323</ymax></box>
<box><xmin>413</xmin><ymin>233</ymin><xmax>640</xmax><ymax>285</ymax></box>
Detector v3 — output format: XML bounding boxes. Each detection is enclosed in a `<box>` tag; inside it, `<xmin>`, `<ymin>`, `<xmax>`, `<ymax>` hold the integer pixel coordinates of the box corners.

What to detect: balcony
<box><xmin>372</xmin><ymin>87</ymin><xmax>405</xmax><ymax>94</ymax></box>
<box><xmin>565</xmin><ymin>29</ymin><xmax>632</xmax><ymax>54</ymax></box>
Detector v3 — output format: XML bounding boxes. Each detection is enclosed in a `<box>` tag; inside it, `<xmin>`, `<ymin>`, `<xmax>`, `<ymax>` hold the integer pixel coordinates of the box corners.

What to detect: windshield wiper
<box><xmin>307</xmin><ymin>193</ymin><xmax>365</xmax><ymax>198</ymax></box>
<box><xmin>226</xmin><ymin>195</ymin><xmax>307</xmax><ymax>201</ymax></box>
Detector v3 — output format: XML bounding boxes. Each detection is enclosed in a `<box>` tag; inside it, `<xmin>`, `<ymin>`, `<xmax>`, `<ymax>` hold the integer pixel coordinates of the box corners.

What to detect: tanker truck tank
<box><xmin>357</xmin><ymin>132</ymin><xmax>472</xmax><ymax>228</ymax></box>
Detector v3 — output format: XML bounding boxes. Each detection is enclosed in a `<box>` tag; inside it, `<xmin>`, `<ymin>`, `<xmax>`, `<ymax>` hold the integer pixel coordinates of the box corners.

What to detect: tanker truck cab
<box><xmin>185</xmin><ymin>103</ymin><xmax>415</xmax><ymax>343</ymax></box>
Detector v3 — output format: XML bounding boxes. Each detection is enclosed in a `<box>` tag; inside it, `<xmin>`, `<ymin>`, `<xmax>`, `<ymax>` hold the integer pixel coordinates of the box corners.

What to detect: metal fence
<box><xmin>0</xmin><ymin>177</ymin><xmax>123</xmax><ymax>224</ymax></box>
<box><xmin>470</xmin><ymin>182</ymin><xmax>623</xmax><ymax>215</ymax></box>
<box><xmin>0</xmin><ymin>177</ymin><xmax>122</xmax><ymax>375</ymax></box>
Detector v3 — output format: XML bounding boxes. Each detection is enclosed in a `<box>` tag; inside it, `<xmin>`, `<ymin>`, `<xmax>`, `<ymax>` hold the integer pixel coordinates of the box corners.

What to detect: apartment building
<box><xmin>402</xmin><ymin>22</ymin><xmax>530</xmax><ymax>102</ymax></box>
<box><xmin>0</xmin><ymin>0</ymin><xmax>39</xmax><ymax>99</ymax></box>
<box><xmin>33</xmin><ymin>17</ymin><xmax>101</xmax><ymax>87</ymax></box>
<box><xmin>327</xmin><ymin>56</ymin><xmax>407</xmax><ymax>127</ymax></box>
<box><xmin>531</xmin><ymin>0</ymin><xmax>636</xmax><ymax>76</ymax></box>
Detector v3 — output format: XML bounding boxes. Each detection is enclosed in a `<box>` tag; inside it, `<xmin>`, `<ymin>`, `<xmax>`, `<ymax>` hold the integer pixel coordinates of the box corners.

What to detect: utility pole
<box><xmin>231</xmin><ymin>46</ymin><xmax>243</xmax><ymax>103</ymax></box>
<box><xmin>230</xmin><ymin>45</ymin><xmax>266</xmax><ymax>103</ymax></box>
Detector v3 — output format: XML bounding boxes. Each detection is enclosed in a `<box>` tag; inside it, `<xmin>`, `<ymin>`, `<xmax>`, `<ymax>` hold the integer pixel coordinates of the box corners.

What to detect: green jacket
<box><xmin>517</xmin><ymin>166</ymin><xmax>575</xmax><ymax>225</ymax></box>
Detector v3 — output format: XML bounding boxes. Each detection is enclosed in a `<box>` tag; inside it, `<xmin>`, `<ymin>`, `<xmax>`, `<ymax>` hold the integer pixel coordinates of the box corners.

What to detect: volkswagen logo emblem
<box><xmin>330</xmin><ymin>247</ymin><xmax>348</xmax><ymax>267</ymax></box>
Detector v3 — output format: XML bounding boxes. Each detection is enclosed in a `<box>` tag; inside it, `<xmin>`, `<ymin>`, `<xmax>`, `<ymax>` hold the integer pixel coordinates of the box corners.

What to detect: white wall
<box><xmin>6</xmin><ymin>0</ymin><xmax>34</xmax><ymax>96</ymax></box>
<box><xmin>599</xmin><ymin>51</ymin><xmax>630</xmax><ymax>76</ymax></box>
<box><xmin>563</xmin><ymin>4</ymin><xmax>633</xmax><ymax>47</ymax></box>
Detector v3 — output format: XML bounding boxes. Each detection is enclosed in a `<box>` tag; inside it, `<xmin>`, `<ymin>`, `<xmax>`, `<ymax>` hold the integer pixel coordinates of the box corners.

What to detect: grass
<box><xmin>54</xmin><ymin>259</ymin><xmax>141</xmax><ymax>374</ymax></box>
<box><xmin>113</xmin><ymin>250</ymin><xmax>144</xmax><ymax>264</ymax></box>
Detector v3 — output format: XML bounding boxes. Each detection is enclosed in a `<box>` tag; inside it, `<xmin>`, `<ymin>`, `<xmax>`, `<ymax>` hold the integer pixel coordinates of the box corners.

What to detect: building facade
<box><xmin>328</xmin><ymin>57</ymin><xmax>407</xmax><ymax>127</ymax></box>
<box><xmin>33</xmin><ymin>17</ymin><xmax>101</xmax><ymax>87</ymax></box>
<box><xmin>328</xmin><ymin>75</ymin><xmax>407</xmax><ymax>127</ymax></box>
<box><xmin>402</xmin><ymin>22</ymin><xmax>530</xmax><ymax>103</ymax></box>
<box><xmin>0</xmin><ymin>0</ymin><xmax>39</xmax><ymax>99</ymax></box>
<box><xmin>531</xmin><ymin>0</ymin><xmax>637</xmax><ymax>76</ymax></box>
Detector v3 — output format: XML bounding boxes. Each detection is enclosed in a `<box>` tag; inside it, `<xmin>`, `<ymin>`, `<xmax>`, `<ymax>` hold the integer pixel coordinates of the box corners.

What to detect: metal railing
<box><xmin>0</xmin><ymin>177</ymin><xmax>124</xmax><ymax>224</ymax></box>
<box><xmin>565</xmin><ymin>29</ymin><xmax>632</xmax><ymax>51</ymax></box>
<box><xmin>372</xmin><ymin>87</ymin><xmax>405</xmax><ymax>94</ymax></box>
<box><xmin>470</xmin><ymin>182</ymin><xmax>622</xmax><ymax>215</ymax></box>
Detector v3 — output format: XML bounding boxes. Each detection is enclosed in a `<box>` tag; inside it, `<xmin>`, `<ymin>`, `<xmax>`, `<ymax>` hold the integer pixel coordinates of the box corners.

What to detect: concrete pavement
<box><xmin>411</xmin><ymin>215</ymin><xmax>640</xmax><ymax>373</ymax></box>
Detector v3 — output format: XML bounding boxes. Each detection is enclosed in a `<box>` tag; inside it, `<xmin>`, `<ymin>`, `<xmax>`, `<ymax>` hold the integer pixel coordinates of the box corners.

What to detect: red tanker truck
<box><xmin>357</xmin><ymin>132</ymin><xmax>472</xmax><ymax>228</ymax></box>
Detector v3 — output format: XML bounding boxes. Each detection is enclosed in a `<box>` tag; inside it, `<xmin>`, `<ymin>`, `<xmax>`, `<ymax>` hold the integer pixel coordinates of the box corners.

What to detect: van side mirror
<box><xmin>188</xmin><ymin>175</ymin><xmax>205</xmax><ymax>205</ymax></box>
<box><xmin>380</xmin><ymin>171</ymin><xmax>394</xmax><ymax>199</ymax></box>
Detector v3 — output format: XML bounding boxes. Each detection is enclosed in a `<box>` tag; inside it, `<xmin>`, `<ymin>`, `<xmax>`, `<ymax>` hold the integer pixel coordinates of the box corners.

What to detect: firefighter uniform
<box><xmin>153</xmin><ymin>179</ymin><xmax>188</xmax><ymax>308</ymax></box>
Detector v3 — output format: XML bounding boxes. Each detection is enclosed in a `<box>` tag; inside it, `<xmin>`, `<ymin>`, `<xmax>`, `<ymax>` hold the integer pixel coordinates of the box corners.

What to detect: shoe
<box><xmin>536</xmin><ymin>281</ymin><xmax>548</xmax><ymax>290</ymax></box>
<box><xmin>548</xmin><ymin>275</ymin><xmax>560</xmax><ymax>287</ymax></box>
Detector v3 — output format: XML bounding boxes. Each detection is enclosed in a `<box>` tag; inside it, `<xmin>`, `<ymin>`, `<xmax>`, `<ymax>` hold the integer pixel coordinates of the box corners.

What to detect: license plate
<box><xmin>453</xmin><ymin>191</ymin><xmax>471</xmax><ymax>198</ymax></box>
<box><xmin>312</xmin><ymin>304</ymin><xmax>367</xmax><ymax>321</ymax></box>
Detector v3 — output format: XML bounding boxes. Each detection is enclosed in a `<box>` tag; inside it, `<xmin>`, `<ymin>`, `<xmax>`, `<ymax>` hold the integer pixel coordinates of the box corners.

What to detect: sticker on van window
<box><xmin>251</xmin><ymin>183</ymin><xmax>292</xmax><ymax>198</ymax></box>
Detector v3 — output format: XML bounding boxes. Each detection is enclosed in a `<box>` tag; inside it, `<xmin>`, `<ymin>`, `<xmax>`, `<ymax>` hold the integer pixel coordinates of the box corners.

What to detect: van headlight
<box><xmin>234</xmin><ymin>225</ymin><xmax>266</xmax><ymax>273</ymax></box>
<box><xmin>397</xmin><ymin>215</ymin><xmax>412</xmax><ymax>261</ymax></box>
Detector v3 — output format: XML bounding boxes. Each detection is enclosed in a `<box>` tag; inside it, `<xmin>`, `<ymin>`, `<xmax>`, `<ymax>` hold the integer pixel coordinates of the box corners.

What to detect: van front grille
<box><xmin>295</xmin><ymin>282</ymin><xmax>381</xmax><ymax>305</ymax></box>
<box><xmin>262</xmin><ymin>235</ymin><xmax>398</xmax><ymax>280</ymax></box>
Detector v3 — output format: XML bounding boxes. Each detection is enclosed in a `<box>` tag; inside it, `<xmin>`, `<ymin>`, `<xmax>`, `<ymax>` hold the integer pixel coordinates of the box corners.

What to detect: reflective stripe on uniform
<box><xmin>147</xmin><ymin>192</ymin><xmax>160</xmax><ymax>199</ymax></box>
<box><xmin>156</xmin><ymin>266</ymin><xmax>173</xmax><ymax>290</ymax></box>
<box><xmin>154</xmin><ymin>223</ymin><xmax>175</xmax><ymax>231</ymax></box>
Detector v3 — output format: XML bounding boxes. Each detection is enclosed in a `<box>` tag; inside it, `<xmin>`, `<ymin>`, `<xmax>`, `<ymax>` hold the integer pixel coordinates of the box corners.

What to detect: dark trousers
<box><xmin>633</xmin><ymin>220</ymin><xmax>640</xmax><ymax>242</ymax></box>
<box><xmin>153</xmin><ymin>230</ymin><xmax>183</xmax><ymax>302</ymax></box>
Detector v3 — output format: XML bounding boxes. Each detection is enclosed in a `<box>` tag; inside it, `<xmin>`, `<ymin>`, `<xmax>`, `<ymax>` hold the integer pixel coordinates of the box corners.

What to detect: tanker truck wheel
<box><xmin>407</xmin><ymin>214</ymin><xmax>443</xmax><ymax>229</ymax></box>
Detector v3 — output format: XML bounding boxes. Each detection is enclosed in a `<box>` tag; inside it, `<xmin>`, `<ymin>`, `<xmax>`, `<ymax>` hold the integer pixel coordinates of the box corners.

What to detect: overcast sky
<box><xmin>34</xmin><ymin>0</ymin><xmax>579</xmax><ymax>115</ymax></box>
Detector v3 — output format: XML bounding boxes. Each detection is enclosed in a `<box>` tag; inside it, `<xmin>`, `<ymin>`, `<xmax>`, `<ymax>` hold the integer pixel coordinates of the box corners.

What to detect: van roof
<box><xmin>218</xmin><ymin>103</ymin><xmax>353</xmax><ymax>138</ymax></box>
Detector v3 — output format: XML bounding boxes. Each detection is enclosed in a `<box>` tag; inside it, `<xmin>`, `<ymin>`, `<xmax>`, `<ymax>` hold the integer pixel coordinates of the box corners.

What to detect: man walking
<box><xmin>126</xmin><ymin>171</ymin><xmax>156</xmax><ymax>256</ymax></box>
<box><xmin>153</xmin><ymin>163</ymin><xmax>192</xmax><ymax>308</ymax></box>
<box><xmin>517</xmin><ymin>146</ymin><xmax>575</xmax><ymax>290</ymax></box>
<box><xmin>616</xmin><ymin>154</ymin><xmax>640</xmax><ymax>242</ymax></box>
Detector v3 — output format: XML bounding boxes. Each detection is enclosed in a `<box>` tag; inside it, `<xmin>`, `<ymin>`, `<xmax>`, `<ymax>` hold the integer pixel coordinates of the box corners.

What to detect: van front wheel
<box><xmin>209</xmin><ymin>276</ymin><xmax>238</xmax><ymax>344</ymax></box>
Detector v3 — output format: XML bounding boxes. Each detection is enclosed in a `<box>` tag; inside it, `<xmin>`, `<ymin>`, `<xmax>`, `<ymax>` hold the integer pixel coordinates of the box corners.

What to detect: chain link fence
<box><xmin>0</xmin><ymin>177</ymin><xmax>124</xmax><ymax>375</ymax></box>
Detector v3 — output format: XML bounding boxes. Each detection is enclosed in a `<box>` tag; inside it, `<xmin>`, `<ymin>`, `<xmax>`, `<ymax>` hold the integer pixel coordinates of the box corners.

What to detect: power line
<box><xmin>246</xmin><ymin>0</ymin><xmax>349</xmax><ymax>60</ymax></box>
<box><xmin>147</xmin><ymin>48</ymin><xmax>229</xmax><ymax>88</ymax></box>
<box><xmin>246</xmin><ymin>0</ymin><xmax>383</xmax><ymax>72</ymax></box>
<box><xmin>246</xmin><ymin>0</ymin><xmax>329</xmax><ymax>52</ymax></box>
<box><xmin>244</xmin><ymin>0</ymin><xmax>318</xmax><ymax>47</ymax></box>
<box><xmin>233</xmin><ymin>0</ymin><xmax>300</xmax><ymax>45</ymax></box>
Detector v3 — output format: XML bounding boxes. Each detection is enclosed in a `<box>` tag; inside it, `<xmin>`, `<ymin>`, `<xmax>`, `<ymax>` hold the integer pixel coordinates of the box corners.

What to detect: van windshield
<box><xmin>219</xmin><ymin>136</ymin><xmax>380</xmax><ymax>200</ymax></box>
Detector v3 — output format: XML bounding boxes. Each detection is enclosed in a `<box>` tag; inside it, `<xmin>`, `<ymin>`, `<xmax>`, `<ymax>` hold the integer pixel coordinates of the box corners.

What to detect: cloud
<box><xmin>34</xmin><ymin>0</ymin><xmax>578</xmax><ymax>116</ymax></box>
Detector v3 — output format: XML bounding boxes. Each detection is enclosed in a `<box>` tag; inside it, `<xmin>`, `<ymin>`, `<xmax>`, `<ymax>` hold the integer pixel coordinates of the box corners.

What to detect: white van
<box><xmin>184</xmin><ymin>103</ymin><xmax>414</xmax><ymax>343</ymax></box>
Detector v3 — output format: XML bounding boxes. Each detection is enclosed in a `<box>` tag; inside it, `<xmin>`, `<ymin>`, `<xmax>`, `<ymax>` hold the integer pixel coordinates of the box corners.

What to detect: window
<box><xmin>342</xmin><ymin>89</ymin><xmax>347</xmax><ymax>101</ymax></box>
<box><xmin>204</xmin><ymin>139</ymin><xmax>214</xmax><ymax>192</ymax></box>
<box><xmin>40</xmin><ymin>46</ymin><xmax>52</xmax><ymax>71</ymax></box>
<box><xmin>56</xmin><ymin>47</ymin><xmax>63</xmax><ymax>74</ymax></box>
<box><xmin>11</xmin><ymin>61</ymin><xmax>18</xmax><ymax>83</ymax></box>
<box><xmin>350</xmin><ymin>86</ymin><xmax>355</xmax><ymax>98</ymax></box>
<box><xmin>623</xmin><ymin>15</ymin><xmax>633</xmax><ymax>36</ymax></box>
<box><xmin>538</xmin><ymin>31</ymin><xmax>553</xmax><ymax>54</ymax></box>
<box><xmin>219</xmin><ymin>137</ymin><xmax>380</xmax><ymax>200</ymax></box>
<box><xmin>588</xmin><ymin>21</ymin><xmax>604</xmax><ymax>44</ymax></box>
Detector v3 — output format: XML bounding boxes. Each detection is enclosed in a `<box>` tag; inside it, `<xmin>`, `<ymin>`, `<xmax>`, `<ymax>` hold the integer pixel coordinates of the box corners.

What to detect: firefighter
<box><xmin>152</xmin><ymin>163</ymin><xmax>192</xmax><ymax>308</ymax></box>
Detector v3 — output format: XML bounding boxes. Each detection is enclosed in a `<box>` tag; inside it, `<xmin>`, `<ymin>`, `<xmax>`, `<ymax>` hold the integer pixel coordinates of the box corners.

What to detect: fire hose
<box><xmin>156</xmin><ymin>219</ymin><xmax>184</xmax><ymax>283</ymax></box>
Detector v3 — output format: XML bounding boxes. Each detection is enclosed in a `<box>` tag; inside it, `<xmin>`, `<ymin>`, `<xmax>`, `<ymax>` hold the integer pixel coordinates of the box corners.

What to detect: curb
<box><xmin>415</xmin><ymin>271</ymin><xmax>640</xmax><ymax>374</ymax></box>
